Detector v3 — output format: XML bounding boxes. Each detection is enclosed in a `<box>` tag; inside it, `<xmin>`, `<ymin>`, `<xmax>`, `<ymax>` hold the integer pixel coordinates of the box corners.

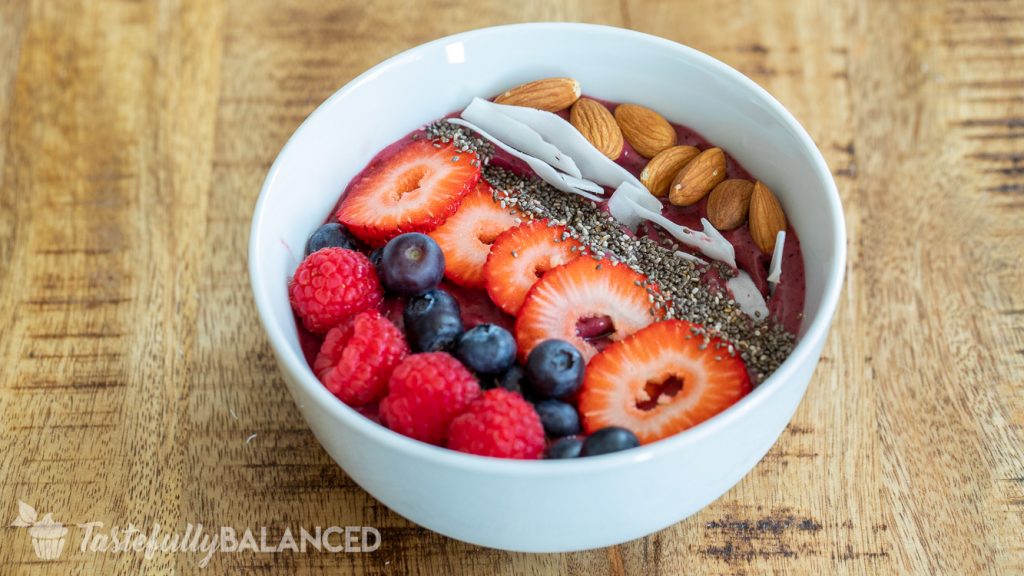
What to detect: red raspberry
<box><xmin>313</xmin><ymin>311</ymin><xmax>409</xmax><ymax>407</ymax></box>
<box><xmin>380</xmin><ymin>353</ymin><xmax>480</xmax><ymax>445</ymax></box>
<box><xmin>448</xmin><ymin>389</ymin><xmax>545</xmax><ymax>459</ymax></box>
<box><xmin>289</xmin><ymin>247</ymin><xmax>383</xmax><ymax>334</ymax></box>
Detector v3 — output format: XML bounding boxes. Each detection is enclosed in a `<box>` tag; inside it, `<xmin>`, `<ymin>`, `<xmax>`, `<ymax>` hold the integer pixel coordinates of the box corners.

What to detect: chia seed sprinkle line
<box><xmin>424</xmin><ymin>121</ymin><xmax>494</xmax><ymax>164</ymax></box>
<box><xmin>427</xmin><ymin>129</ymin><xmax>793</xmax><ymax>383</ymax></box>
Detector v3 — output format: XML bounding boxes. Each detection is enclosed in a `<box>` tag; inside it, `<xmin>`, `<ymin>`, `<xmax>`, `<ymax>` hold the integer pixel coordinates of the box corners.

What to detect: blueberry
<box><xmin>496</xmin><ymin>365</ymin><xmax>529</xmax><ymax>396</ymax></box>
<box><xmin>580</xmin><ymin>427</ymin><xmax>640</xmax><ymax>457</ymax></box>
<box><xmin>534</xmin><ymin>399</ymin><xmax>581</xmax><ymax>438</ymax></box>
<box><xmin>524</xmin><ymin>339</ymin><xmax>585</xmax><ymax>399</ymax></box>
<box><xmin>404</xmin><ymin>287</ymin><xmax>459</xmax><ymax>320</ymax></box>
<box><xmin>403</xmin><ymin>289</ymin><xmax>463</xmax><ymax>352</ymax></box>
<box><xmin>368</xmin><ymin>247</ymin><xmax>384</xmax><ymax>269</ymax></box>
<box><xmin>545</xmin><ymin>437</ymin><xmax>584</xmax><ymax>459</ymax></box>
<box><xmin>453</xmin><ymin>324</ymin><xmax>517</xmax><ymax>376</ymax></box>
<box><xmin>305</xmin><ymin>222</ymin><xmax>358</xmax><ymax>256</ymax></box>
<box><xmin>380</xmin><ymin>233</ymin><xmax>445</xmax><ymax>296</ymax></box>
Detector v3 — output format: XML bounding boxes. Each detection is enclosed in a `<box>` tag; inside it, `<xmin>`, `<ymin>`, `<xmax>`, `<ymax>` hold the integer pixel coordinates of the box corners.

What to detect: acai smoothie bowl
<box><xmin>249</xmin><ymin>23</ymin><xmax>845</xmax><ymax>552</ymax></box>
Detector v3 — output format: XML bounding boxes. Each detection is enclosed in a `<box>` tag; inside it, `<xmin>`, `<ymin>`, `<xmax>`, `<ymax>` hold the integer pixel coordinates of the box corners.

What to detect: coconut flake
<box><xmin>608</xmin><ymin>181</ymin><xmax>669</xmax><ymax>229</ymax></box>
<box><xmin>607</xmin><ymin>182</ymin><xmax>652</xmax><ymax>230</ymax></box>
<box><xmin>626</xmin><ymin>181</ymin><xmax>662</xmax><ymax>213</ymax></box>
<box><xmin>767</xmin><ymin>230</ymin><xmax>785</xmax><ymax>292</ymax></box>
<box><xmin>607</xmin><ymin>183</ymin><xmax>737</xmax><ymax>268</ymax></box>
<box><xmin>462</xmin><ymin>97</ymin><xmax>582</xmax><ymax>178</ymax></box>
<box><xmin>698</xmin><ymin>218</ymin><xmax>737</xmax><ymax>270</ymax></box>
<box><xmin>561</xmin><ymin>182</ymin><xmax>605</xmax><ymax>203</ymax></box>
<box><xmin>446</xmin><ymin>118</ymin><xmax>600</xmax><ymax>199</ymax></box>
<box><xmin>562</xmin><ymin>174</ymin><xmax>605</xmax><ymax>195</ymax></box>
<box><xmin>483</xmin><ymin>101</ymin><xmax>646</xmax><ymax>192</ymax></box>
<box><xmin>726</xmin><ymin>270</ymin><xmax>769</xmax><ymax>320</ymax></box>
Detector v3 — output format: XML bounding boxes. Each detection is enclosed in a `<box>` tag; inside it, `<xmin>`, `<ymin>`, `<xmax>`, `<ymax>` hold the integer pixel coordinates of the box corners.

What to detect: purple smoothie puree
<box><xmin>297</xmin><ymin>97</ymin><xmax>805</xmax><ymax>367</ymax></box>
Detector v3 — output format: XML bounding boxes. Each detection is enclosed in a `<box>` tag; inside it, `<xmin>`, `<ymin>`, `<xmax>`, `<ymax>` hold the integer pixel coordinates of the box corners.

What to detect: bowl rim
<box><xmin>248</xmin><ymin>22</ymin><xmax>846</xmax><ymax>475</ymax></box>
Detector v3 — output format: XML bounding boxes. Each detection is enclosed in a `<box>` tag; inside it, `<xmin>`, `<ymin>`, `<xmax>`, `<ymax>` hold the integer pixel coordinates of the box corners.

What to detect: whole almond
<box><xmin>749</xmin><ymin>181</ymin><xmax>788</xmax><ymax>254</ymax></box>
<box><xmin>668</xmin><ymin>147</ymin><xmax>726</xmax><ymax>206</ymax></box>
<box><xmin>570</xmin><ymin>98</ymin><xmax>624</xmax><ymax>160</ymax></box>
<box><xmin>613</xmin><ymin>104</ymin><xmax>677</xmax><ymax>158</ymax></box>
<box><xmin>640</xmin><ymin>145</ymin><xmax>700</xmax><ymax>197</ymax></box>
<box><xmin>493</xmin><ymin>78</ymin><xmax>581</xmax><ymax>112</ymax></box>
<box><xmin>706</xmin><ymin>179</ymin><xmax>755</xmax><ymax>230</ymax></box>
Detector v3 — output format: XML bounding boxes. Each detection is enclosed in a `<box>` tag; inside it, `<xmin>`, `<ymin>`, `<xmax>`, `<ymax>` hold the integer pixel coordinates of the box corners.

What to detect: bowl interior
<box><xmin>250</xmin><ymin>23</ymin><xmax>844</xmax><ymax>456</ymax></box>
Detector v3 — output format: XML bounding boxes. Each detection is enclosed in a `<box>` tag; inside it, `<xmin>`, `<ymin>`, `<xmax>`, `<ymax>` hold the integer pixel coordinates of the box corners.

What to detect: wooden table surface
<box><xmin>2</xmin><ymin>0</ymin><xmax>1023</xmax><ymax>574</ymax></box>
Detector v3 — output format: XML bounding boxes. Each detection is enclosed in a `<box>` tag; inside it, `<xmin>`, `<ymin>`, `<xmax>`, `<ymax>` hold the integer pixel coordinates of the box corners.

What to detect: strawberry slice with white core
<box><xmin>428</xmin><ymin>181</ymin><xmax>520</xmax><ymax>289</ymax></box>
<box><xmin>337</xmin><ymin>140</ymin><xmax>479</xmax><ymax>246</ymax></box>
<box><xmin>515</xmin><ymin>255</ymin><xmax>662</xmax><ymax>363</ymax></box>
<box><xmin>579</xmin><ymin>319</ymin><xmax>752</xmax><ymax>444</ymax></box>
<box><xmin>483</xmin><ymin>219</ymin><xmax>583</xmax><ymax>316</ymax></box>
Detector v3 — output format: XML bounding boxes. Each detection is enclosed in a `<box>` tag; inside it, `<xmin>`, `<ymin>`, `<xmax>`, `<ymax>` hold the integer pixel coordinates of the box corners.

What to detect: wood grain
<box><xmin>1</xmin><ymin>0</ymin><xmax>1022</xmax><ymax>574</ymax></box>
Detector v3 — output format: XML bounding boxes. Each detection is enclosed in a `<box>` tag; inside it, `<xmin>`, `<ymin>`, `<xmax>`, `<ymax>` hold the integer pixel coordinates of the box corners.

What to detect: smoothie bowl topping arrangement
<box><xmin>287</xmin><ymin>76</ymin><xmax>804</xmax><ymax>461</ymax></box>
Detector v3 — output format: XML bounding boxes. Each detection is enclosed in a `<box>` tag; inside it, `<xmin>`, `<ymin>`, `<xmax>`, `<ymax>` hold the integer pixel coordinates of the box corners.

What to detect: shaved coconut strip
<box><xmin>462</xmin><ymin>98</ymin><xmax>582</xmax><ymax>178</ymax></box>
<box><xmin>562</xmin><ymin>174</ymin><xmax>605</xmax><ymax>195</ymax></box>
<box><xmin>626</xmin><ymin>180</ymin><xmax>663</xmax><ymax>213</ymax></box>
<box><xmin>560</xmin><ymin>181</ymin><xmax>605</xmax><ymax>203</ymax></box>
<box><xmin>607</xmin><ymin>183</ymin><xmax>737</xmax><ymax>268</ymax></box>
<box><xmin>640</xmin><ymin>210</ymin><xmax>706</xmax><ymax>255</ymax></box>
<box><xmin>607</xmin><ymin>182</ymin><xmax>663</xmax><ymax>228</ymax></box>
<box><xmin>726</xmin><ymin>270</ymin><xmax>769</xmax><ymax>320</ymax></box>
<box><xmin>699</xmin><ymin>218</ymin><xmax>737</xmax><ymax>269</ymax></box>
<box><xmin>767</xmin><ymin>230</ymin><xmax>785</xmax><ymax>292</ymax></box>
<box><xmin>483</xmin><ymin>100</ymin><xmax>646</xmax><ymax>192</ymax></box>
<box><xmin>446</xmin><ymin>118</ymin><xmax>600</xmax><ymax>200</ymax></box>
<box><xmin>607</xmin><ymin>182</ymin><xmax>649</xmax><ymax>230</ymax></box>
<box><xmin>607</xmin><ymin>181</ymin><xmax>664</xmax><ymax>230</ymax></box>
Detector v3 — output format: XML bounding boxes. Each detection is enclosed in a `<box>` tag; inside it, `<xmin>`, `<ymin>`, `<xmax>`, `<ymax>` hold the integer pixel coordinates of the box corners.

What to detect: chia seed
<box><xmin>425</xmin><ymin>121</ymin><xmax>494</xmax><ymax>164</ymax></box>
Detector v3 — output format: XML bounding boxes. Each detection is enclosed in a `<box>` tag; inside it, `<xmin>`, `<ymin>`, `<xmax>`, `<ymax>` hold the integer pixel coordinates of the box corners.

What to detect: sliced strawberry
<box><xmin>514</xmin><ymin>256</ymin><xmax>663</xmax><ymax>363</ymax></box>
<box><xmin>428</xmin><ymin>181</ymin><xmax>520</xmax><ymax>288</ymax></box>
<box><xmin>578</xmin><ymin>320</ymin><xmax>751</xmax><ymax>444</ymax></box>
<box><xmin>483</xmin><ymin>219</ymin><xmax>583</xmax><ymax>316</ymax></box>
<box><xmin>337</xmin><ymin>140</ymin><xmax>480</xmax><ymax>246</ymax></box>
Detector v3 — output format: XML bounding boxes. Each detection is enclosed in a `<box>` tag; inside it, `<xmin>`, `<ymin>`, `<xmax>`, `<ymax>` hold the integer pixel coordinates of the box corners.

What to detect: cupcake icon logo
<box><xmin>10</xmin><ymin>501</ymin><xmax>68</xmax><ymax>560</ymax></box>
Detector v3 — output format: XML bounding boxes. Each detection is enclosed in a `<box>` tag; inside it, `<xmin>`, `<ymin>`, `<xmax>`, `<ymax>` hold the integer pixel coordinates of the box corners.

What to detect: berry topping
<box><xmin>368</xmin><ymin>247</ymin><xmax>384</xmax><ymax>269</ymax></box>
<box><xmin>515</xmin><ymin>256</ymin><xmax>661</xmax><ymax>362</ymax></box>
<box><xmin>403</xmin><ymin>289</ymin><xmax>464</xmax><ymax>352</ymax></box>
<box><xmin>312</xmin><ymin>311</ymin><xmax>409</xmax><ymax>406</ymax></box>
<box><xmin>534</xmin><ymin>399</ymin><xmax>581</xmax><ymax>438</ymax></box>
<box><xmin>580</xmin><ymin>427</ymin><xmax>640</xmax><ymax>456</ymax></box>
<box><xmin>447</xmin><ymin>388</ymin><xmax>545</xmax><ymax>459</ymax></box>
<box><xmin>305</xmin><ymin>222</ymin><xmax>359</xmax><ymax>256</ymax></box>
<box><xmin>545</xmin><ymin>436</ymin><xmax>584</xmax><ymax>459</ymax></box>
<box><xmin>496</xmin><ymin>364</ymin><xmax>529</xmax><ymax>396</ymax></box>
<box><xmin>288</xmin><ymin>248</ymin><xmax>383</xmax><ymax>334</ymax></box>
<box><xmin>578</xmin><ymin>320</ymin><xmax>752</xmax><ymax>444</ymax></box>
<box><xmin>429</xmin><ymin>181</ymin><xmax>520</xmax><ymax>288</ymax></box>
<box><xmin>524</xmin><ymin>339</ymin><xmax>585</xmax><ymax>400</ymax></box>
<box><xmin>380</xmin><ymin>352</ymin><xmax>481</xmax><ymax>445</ymax></box>
<box><xmin>379</xmin><ymin>233</ymin><xmax>446</xmax><ymax>296</ymax></box>
<box><xmin>483</xmin><ymin>220</ymin><xmax>583</xmax><ymax>315</ymax></box>
<box><xmin>453</xmin><ymin>323</ymin><xmax>517</xmax><ymax>376</ymax></box>
<box><xmin>337</xmin><ymin>140</ymin><xmax>479</xmax><ymax>246</ymax></box>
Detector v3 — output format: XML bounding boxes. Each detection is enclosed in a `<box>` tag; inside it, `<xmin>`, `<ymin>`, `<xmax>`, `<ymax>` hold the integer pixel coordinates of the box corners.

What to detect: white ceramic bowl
<box><xmin>249</xmin><ymin>23</ymin><xmax>845</xmax><ymax>553</ymax></box>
